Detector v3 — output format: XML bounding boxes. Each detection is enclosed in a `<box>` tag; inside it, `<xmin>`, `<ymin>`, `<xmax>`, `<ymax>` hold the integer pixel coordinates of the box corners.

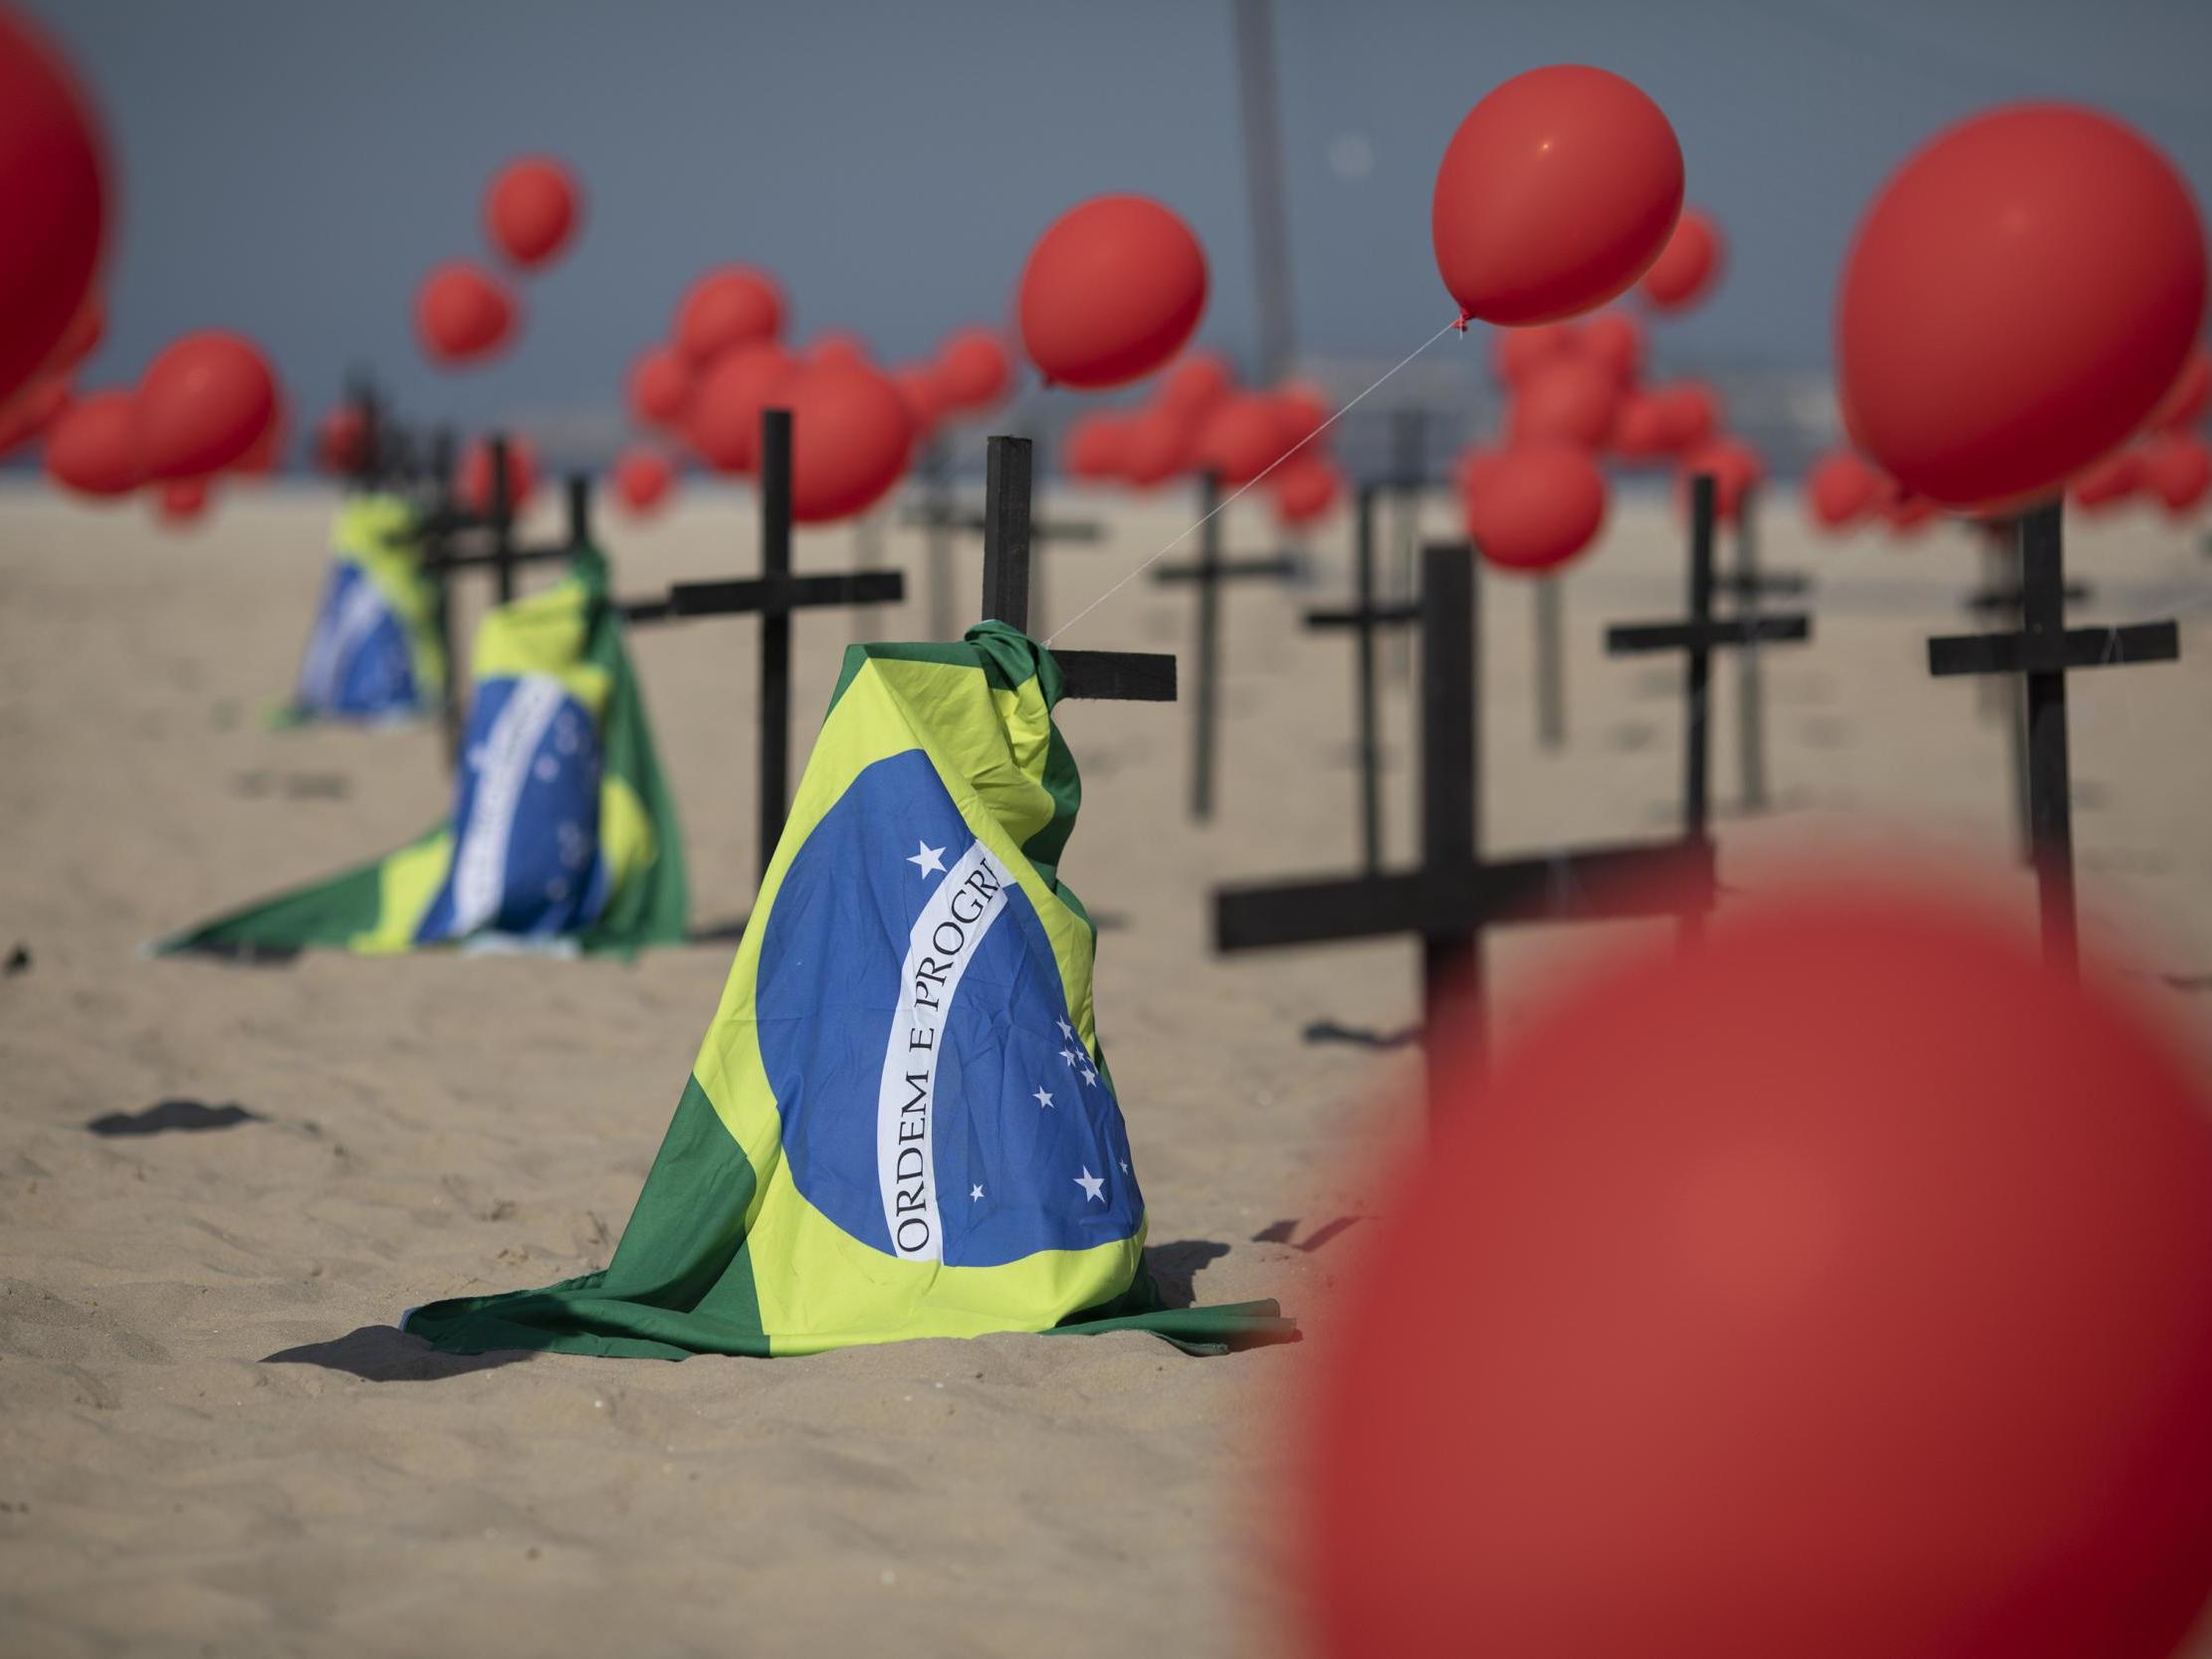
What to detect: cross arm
<box><xmin>1713</xmin><ymin>569</ymin><xmax>1812</xmax><ymax>600</ymax></box>
<box><xmin>1054</xmin><ymin>649</ymin><xmax>1177</xmax><ymax>702</ymax></box>
<box><xmin>665</xmin><ymin>570</ymin><xmax>907</xmax><ymax>618</ymax></box>
<box><xmin>1962</xmin><ymin>582</ymin><xmax>2092</xmax><ymax>616</ymax></box>
<box><xmin>1927</xmin><ymin>620</ymin><xmax>2179</xmax><ymax>677</ymax></box>
<box><xmin>1607</xmin><ymin>614</ymin><xmax>1811</xmax><ymax>655</ymax></box>
<box><xmin>1153</xmin><ymin>553</ymin><xmax>1302</xmax><ymax>584</ymax></box>
<box><xmin>1304</xmin><ymin>602</ymin><xmax>1422</xmax><ymax>630</ymax></box>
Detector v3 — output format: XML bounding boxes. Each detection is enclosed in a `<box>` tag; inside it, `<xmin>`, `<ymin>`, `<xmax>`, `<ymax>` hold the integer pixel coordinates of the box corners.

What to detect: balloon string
<box><xmin>1043</xmin><ymin>314</ymin><xmax>1464</xmax><ymax>647</ymax></box>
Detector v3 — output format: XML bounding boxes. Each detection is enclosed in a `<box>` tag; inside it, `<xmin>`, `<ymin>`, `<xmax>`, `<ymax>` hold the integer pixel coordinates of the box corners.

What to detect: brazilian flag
<box><xmin>405</xmin><ymin>625</ymin><xmax>1295</xmax><ymax>1356</ymax></box>
<box><xmin>160</xmin><ymin>546</ymin><xmax>685</xmax><ymax>958</ymax></box>
<box><xmin>283</xmin><ymin>493</ymin><xmax>446</xmax><ymax>724</ymax></box>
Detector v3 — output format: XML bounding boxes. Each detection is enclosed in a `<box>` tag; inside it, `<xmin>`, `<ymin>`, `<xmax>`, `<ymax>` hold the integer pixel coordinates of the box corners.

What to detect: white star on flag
<box><xmin>1081</xmin><ymin>1068</ymin><xmax>1098</xmax><ymax>1086</ymax></box>
<box><xmin>1055</xmin><ymin>1017</ymin><xmax>1074</xmax><ymax>1040</ymax></box>
<box><xmin>1060</xmin><ymin>1048</ymin><xmax>1077</xmax><ymax>1066</ymax></box>
<box><xmin>1075</xmin><ymin>1167</ymin><xmax>1106</xmax><ymax>1203</ymax></box>
<box><xmin>971</xmin><ymin>1184</ymin><xmax>984</xmax><ymax>1201</ymax></box>
<box><xmin>907</xmin><ymin>841</ymin><xmax>947</xmax><ymax>877</ymax></box>
<box><xmin>1120</xmin><ymin>1158</ymin><xmax>1130</xmax><ymax>1173</ymax></box>
<box><xmin>1032</xmin><ymin>1087</ymin><xmax>1054</xmax><ymax>1110</ymax></box>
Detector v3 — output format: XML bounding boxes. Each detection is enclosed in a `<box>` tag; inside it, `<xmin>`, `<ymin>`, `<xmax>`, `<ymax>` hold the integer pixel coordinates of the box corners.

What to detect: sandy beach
<box><xmin>7</xmin><ymin>477</ymin><xmax>2212</xmax><ymax>1657</ymax></box>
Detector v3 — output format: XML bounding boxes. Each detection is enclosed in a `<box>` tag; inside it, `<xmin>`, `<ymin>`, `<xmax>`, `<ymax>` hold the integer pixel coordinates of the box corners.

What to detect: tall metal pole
<box><xmin>1231</xmin><ymin>0</ymin><xmax>1296</xmax><ymax>385</ymax></box>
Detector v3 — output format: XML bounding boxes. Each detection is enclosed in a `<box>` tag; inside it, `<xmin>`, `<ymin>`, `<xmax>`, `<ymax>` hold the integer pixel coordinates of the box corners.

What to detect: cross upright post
<box><xmin>911</xmin><ymin>434</ymin><xmax>1104</xmax><ymax>639</ymax></box>
<box><xmin>1533</xmin><ymin>572</ymin><xmax>1567</xmax><ymax>750</ymax></box>
<box><xmin>1217</xmin><ymin>542</ymin><xmax>1716</xmax><ymax>1126</ymax></box>
<box><xmin>1926</xmin><ymin>501</ymin><xmax>2180</xmax><ymax>975</ymax></box>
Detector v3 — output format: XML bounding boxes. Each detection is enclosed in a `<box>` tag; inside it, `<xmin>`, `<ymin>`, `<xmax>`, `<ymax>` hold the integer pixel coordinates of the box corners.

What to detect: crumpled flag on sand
<box><xmin>158</xmin><ymin>544</ymin><xmax>686</xmax><ymax>959</ymax></box>
<box><xmin>404</xmin><ymin>623</ymin><xmax>1296</xmax><ymax>1356</ymax></box>
<box><xmin>279</xmin><ymin>493</ymin><xmax>446</xmax><ymax>725</ymax></box>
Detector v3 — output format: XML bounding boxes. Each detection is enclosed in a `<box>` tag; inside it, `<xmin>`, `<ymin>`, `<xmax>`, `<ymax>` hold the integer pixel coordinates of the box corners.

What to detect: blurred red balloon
<box><xmin>932</xmin><ymin>326</ymin><xmax>1013</xmax><ymax>414</ymax></box>
<box><xmin>1064</xmin><ymin>413</ymin><xmax>1130</xmax><ymax>481</ymax></box>
<box><xmin>1490</xmin><ymin>322</ymin><xmax>1582</xmax><ymax>387</ymax></box>
<box><xmin>484</xmin><ymin>155</ymin><xmax>580</xmax><ymax>270</ymax></box>
<box><xmin>1196</xmin><ymin>393</ymin><xmax>1291</xmax><ymax>486</ymax></box>
<box><xmin>132</xmin><ymin>330</ymin><xmax>278</xmax><ymax>481</ymax></box>
<box><xmin>1272</xmin><ymin>455</ymin><xmax>1343</xmax><ymax>525</ymax></box>
<box><xmin>1679</xmin><ymin>437</ymin><xmax>1767</xmax><ymax>525</ymax></box>
<box><xmin>1640</xmin><ymin>206</ymin><xmax>1725</xmax><ymax>311</ymax></box>
<box><xmin>0</xmin><ymin>374</ymin><xmax>69</xmax><ymax>459</ymax></box>
<box><xmin>1578</xmin><ymin>311</ymin><xmax>1645</xmax><ymax>383</ymax></box>
<box><xmin>415</xmin><ymin>262</ymin><xmax>520</xmax><ymax>366</ymax></box>
<box><xmin>0</xmin><ymin>7</ymin><xmax>107</xmax><ymax>405</ymax></box>
<box><xmin>686</xmin><ymin>342</ymin><xmax>795</xmax><ymax>474</ymax></box>
<box><xmin>314</xmin><ymin>404</ymin><xmax>368</xmax><ymax>477</ymax></box>
<box><xmin>780</xmin><ymin>359</ymin><xmax>915</xmax><ymax>523</ymax></box>
<box><xmin>1121</xmin><ymin>407</ymin><xmax>1197</xmax><ymax>488</ymax></box>
<box><xmin>2151</xmin><ymin>345</ymin><xmax>2211</xmax><ymax>433</ymax></box>
<box><xmin>627</xmin><ymin>346</ymin><xmax>690</xmax><ymax>429</ymax></box>
<box><xmin>43</xmin><ymin>292</ymin><xmax>103</xmax><ymax>380</ymax></box>
<box><xmin>1839</xmin><ymin>104</ymin><xmax>2207</xmax><ymax>509</ymax></box>
<box><xmin>675</xmin><ymin>267</ymin><xmax>785</xmax><ymax>364</ymax></box>
<box><xmin>1509</xmin><ymin>357</ymin><xmax>1621</xmax><ymax>450</ymax></box>
<box><xmin>2071</xmin><ymin>450</ymin><xmax>2141</xmax><ymax>514</ymax></box>
<box><xmin>807</xmin><ymin>331</ymin><xmax>873</xmax><ymax>371</ymax></box>
<box><xmin>2141</xmin><ymin>432</ymin><xmax>2212</xmax><ymax>516</ymax></box>
<box><xmin>1805</xmin><ymin>450</ymin><xmax>1881</xmax><ymax>530</ymax></box>
<box><xmin>1272</xmin><ymin>381</ymin><xmax>1331</xmax><ymax>451</ymax></box>
<box><xmin>1018</xmin><ymin>194</ymin><xmax>1208</xmax><ymax>389</ymax></box>
<box><xmin>1434</xmin><ymin>66</ymin><xmax>1682</xmax><ymax>326</ymax></box>
<box><xmin>1160</xmin><ymin>351</ymin><xmax>1234</xmax><ymax>416</ymax></box>
<box><xmin>156</xmin><ymin>476</ymin><xmax>210</xmax><ymax>526</ymax></box>
<box><xmin>1610</xmin><ymin>392</ymin><xmax>1675</xmax><ymax>462</ymax></box>
<box><xmin>1462</xmin><ymin>443</ymin><xmax>1608</xmax><ymax>572</ymax></box>
<box><xmin>612</xmin><ymin>447</ymin><xmax>676</xmax><ymax>517</ymax></box>
<box><xmin>234</xmin><ymin>393</ymin><xmax>288</xmax><ymax>477</ymax></box>
<box><xmin>458</xmin><ymin>434</ymin><xmax>539</xmax><ymax>516</ymax></box>
<box><xmin>44</xmin><ymin>388</ymin><xmax>137</xmax><ymax>498</ymax></box>
<box><xmin>1299</xmin><ymin>878</ymin><xmax>2212</xmax><ymax>1659</ymax></box>
<box><xmin>890</xmin><ymin>365</ymin><xmax>946</xmax><ymax>441</ymax></box>
<box><xmin>1879</xmin><ymin>477</ymin><xmax>1942</xmax><ymax>533</ymax></box>
<box><xmin>1647</xmin><ymin>381</ymin><xmax>1720</xmax><ymax>453</ymax></box>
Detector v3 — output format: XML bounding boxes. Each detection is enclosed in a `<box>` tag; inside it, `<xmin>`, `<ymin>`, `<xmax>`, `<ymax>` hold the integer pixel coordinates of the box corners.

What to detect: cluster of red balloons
<box><xmin>415</xmin><ymin>155</ymin><xmax>582</xmax><ymax>368</ymax></box>
<box><xmin>43</xmin><ymin>328</ymin><xmax>284</xmax><ymax>526</ymax></box>
<box><xmin>615</xmin><ymin>266</ymin><xmax>937</xmax><ymax>523</ymax></box>
<box><xmin>1801</xmin><ymin>449</ymin><xmax>1940</xmax><ymax>538</ymax></box>
<box><xmin>1061</xmin><ymin>353</ymin><xmax>1344</xmax><ymax>528</ymax></box>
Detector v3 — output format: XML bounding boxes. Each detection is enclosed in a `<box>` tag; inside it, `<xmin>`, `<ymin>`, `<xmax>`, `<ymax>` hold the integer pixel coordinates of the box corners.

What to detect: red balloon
<box><xmin>1064</xmin><ymin>413</ymin><xmax>1129</xmax><ymax>481</ymax></box>
<box><xmin>156</xmin><ymin>477</ymin><xmax>210</xmax><ymax>526</ymax></box>
<box><xmin>2151</xmin><ymin>345</ymin><xmax>2211</xmax><ymax>433</ymax></box>
<box><xmin>1578</xmin><ymin>311</ymin><xmax>1645</xmax><ymax>383</ymax></box>
<box><xmin>627</xmin><ymin>346</ymin><xmax>690</xmax><ymax>429</ymax></box>
<box><xmin>1491</xmin><ymin>322</ymin><xmax>1582</xmax><ymax>387</ymax></box>
<box><xmin>807</xmin><ymin>330</ymin><xmax>873</xmax><ymax>371</ymax></box>
<box><xmin>890</xmin><ymin>365</ymin><xmax>946</xmax><ymax>441</ymax></box>
<box><xmin>2141</xmin><ymin>432</ymin><xmax>2212</xmax><ymax>517</ymax></box>
<box><xmin>1018</xmin><ymin>195</ymin><xmax>1208</xmax><ymax>389</ymax></box>
<box><xmin>1160</xmin><ymin>351</ymin><xmax>1234</xmax><ymax>415</ymax></box>
<box><xmin>1839</xmin><ymin>104</ymin><xmax>2208</xmax><ymax>509</ymax></box>
<box><xmin>2070</xmin><ymin>450</ymin><xmax>2141</xmax><ymax>514</ymax></box>
<box><xmin>234</xmin><ymin>394</ymin><xmax>288</xmax><ymax>477</ymax></box>
<box><xmin>43</xmin><ymin>292</ymin><xmax>103</xmax><ymax>380</ymax></box>
<box><xmin>132</xmin><ymin>330</ymin><xmax>278</xmax><ymax>482</ymax></box>
<box><xmin>415</xmin><ymin>262</ymin><xmax>520</xmax><ymax>366</ymax></box>
<box><xmin>1647</xmin><ymin>381</ymin><xmax>1719</xmax><ymax>453</ymax></box>
<box><xmin>1805</xmin><ymin>450</ymin><xmax>1881</xmax><ymax>530</ymax></box>
<box><xmin>1462</xmin><ymin>443</ymin><xmax>1608</xmax><ymax>572</ymax></box>
<box><xmin>0</xmin><ymin>374</ymin><xmax>69</xmax><ymax>459</ymax></box>
<box><xmin>933</xmin><ymin>326</ymin><xmax>1013</xmax><ymax>414</ymax></box>
<box><xmin>1640</xmin><ymin>206</ymin><xmax>1725</xmax><ymax>311</ymax></box>
<box><xmin>484</xmin><ymin>155</ymin><xmax>580</xmax><ymax>270</ymax></box>
<box><xmin>1299</xmin><ymin>878</ymin><xmax>2212</xmax><ymax>1659</ymax></box>
<box><xmin>674</xmin><ymin>267</ymin><xmax>785</xmax><ymax>365</ymax></box>
<box><xmin>1272</xmin><ymin>456</ymin><xmax>1343</xmax><ymax>525</ymax></box>
<box><xmin>686</xmin><ymin>343</ymin><xmax>795</xmax><ymax>474</ymax></box>
<box><xmin>1610</xmin><ymin>393</ymin><xmax>1675</xmax><ymax>463</ymax></box>
<box><xmin>1196</xmin><ymin>393</ymin><xmax>1291</xmax><ymax>486</ymax></box>
<box><xmin>1679</xmin><ymin>437</ymin><xmax>1766</xmax><ymax>525</ymax></box>
<box><xmin>1272</xmin><ymin>382</ymin><xmax>1331</xmax><ymax>451</ymax></box>
<box><xmin>0</xmin><ymin>7</ymin><xmax>107</xmax><ymax>405</ymax></box>
<box><xmin>314</xmin><ymin>404</ymin><xmax>368</xmax><ymax>477</ymax></box>
<box><xmin>779</xmin><ymin>359</ymin><xmax>915</xmax><ymax>523</ymax></box>
<box><xmin>1121</xmin><ymin>407</ymin><xmax>1197</xmax><ymax>488</ymax></box>
<box><xmin>1434</xmin><ymin>66</ymin><xmax>1683</xmax><ymax>326</ymax></box>
<box><xmin>612</xmin><ymin>447</ymin><xmax>677</xmax><ymax>517</ymax></box>
<box><xmin>44</xmin><ymin>388</ymin><xmax>137</xmax><ymax>498</ymax></box>
<box><xmin>1509</xmin><ymin>358</ymin><xmax>1620</xmax><ymax>450</ymax></box>
<box><xmin>458</xmin><ymin>435</ymin><xmax>539</xmax><ymax>516</ymax></box>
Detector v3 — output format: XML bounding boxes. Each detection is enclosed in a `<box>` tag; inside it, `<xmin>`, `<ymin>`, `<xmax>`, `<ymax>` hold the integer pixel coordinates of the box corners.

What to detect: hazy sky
<box><xmin>28</xmin><ymin>0</ymin><xmax>2212</xmax><ymax>440</ymax></box>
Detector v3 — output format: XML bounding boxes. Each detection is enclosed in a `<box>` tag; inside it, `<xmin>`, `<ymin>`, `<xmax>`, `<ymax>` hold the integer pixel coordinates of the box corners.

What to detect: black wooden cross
<box><xmin>906</xmin><ymin>434</ymin><xmax>1103</xmax><ymax>639</ymax></box>
<box><xmin>1712</xmin><ymin>488</ymin><xmax>1814</xmax><ymax>812</ymax></box>
<box><xmin>1150</xmin><ymin>471</ymin><xmax>1301</xmax><ymax>821</ymax></box>
<box><xmin>1216</xmin><ymin>541</ymin><xmax>1716</xmax><ymax>1122</ymax></box>
<box><xmin>979</xmin><ymin>435</ymin><xmax>1177</xmax><ymax>702</ymax></box>
<box><xmin>1606</xmin><ymin>476</ymin><xmax>1812</xmax><ymax>831</ymax></box>
<box><xmin>622</xmin><ymin>408</ymin><xmax>909</xmax><ymax>884</ymax></box>
<box><xmin>1926</xmin><ymin>501</ymin><xmax>2180</xmax><ymax>973</ymax></box>
<box><xmin>1303</xmin><ymin>480</ymin><xmax>1418</xmax><ymax>872</ymax></box>
<box><xmin>1962</xmin><ymin>527</ymin><xmax>2092</xmax><ymax>863</ymax></box>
